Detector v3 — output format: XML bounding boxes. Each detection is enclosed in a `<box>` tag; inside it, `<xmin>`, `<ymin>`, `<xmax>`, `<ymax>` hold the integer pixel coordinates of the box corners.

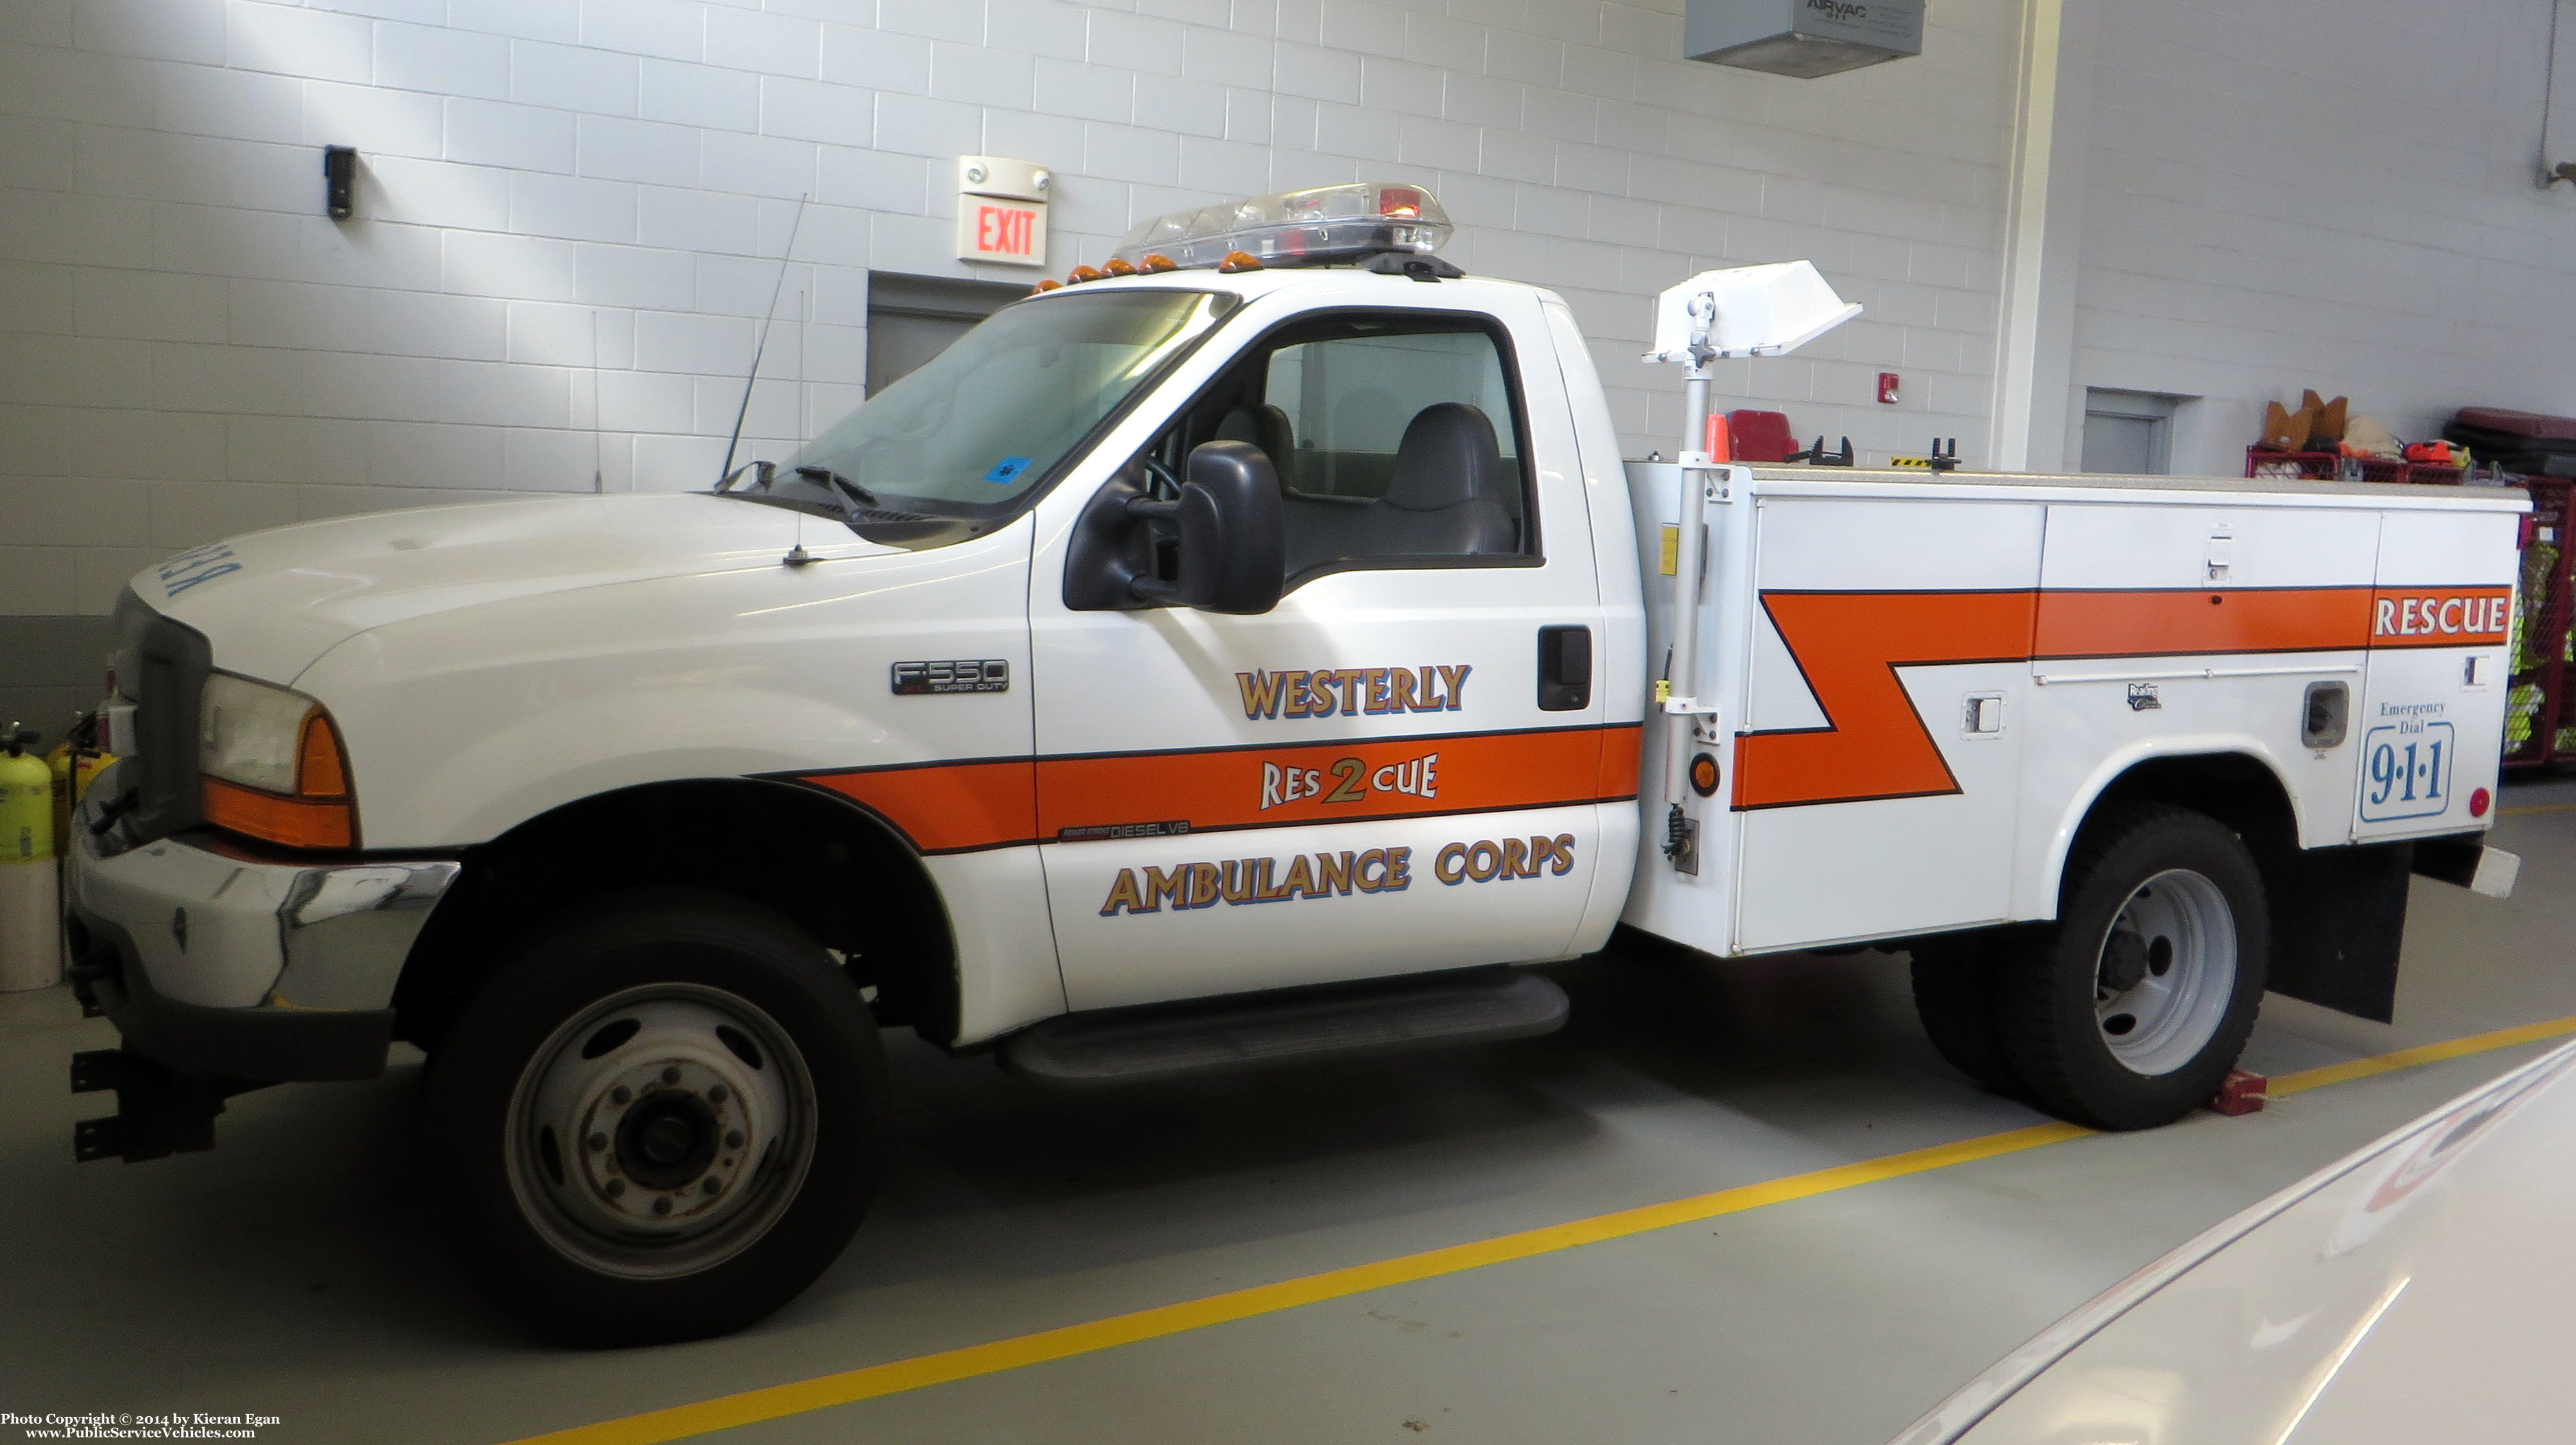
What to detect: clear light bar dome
<box><xmin>1111</xmin><ymin>183</ymin><xmax>1453</xmax><ymax>269</ymax></box>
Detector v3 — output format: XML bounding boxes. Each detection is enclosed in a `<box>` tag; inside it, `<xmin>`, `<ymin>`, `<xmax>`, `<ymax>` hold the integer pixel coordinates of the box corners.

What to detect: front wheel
<box><xmin>1995</xmin><ymin>806</ymin><xmax>2268</xmax><ymax>1131</ymax></box>
<box><xmin>421</xmin><ymin>892</ymin><xmax>887</xmax><ymax>1346</ymax></box>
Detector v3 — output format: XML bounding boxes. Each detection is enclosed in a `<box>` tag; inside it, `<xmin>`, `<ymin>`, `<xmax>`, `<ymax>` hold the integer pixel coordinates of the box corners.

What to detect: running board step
<box><xmin>1000</xmin><ymin>970</ymin><xmax>1569</xmax><ymax>1088</ymax></box>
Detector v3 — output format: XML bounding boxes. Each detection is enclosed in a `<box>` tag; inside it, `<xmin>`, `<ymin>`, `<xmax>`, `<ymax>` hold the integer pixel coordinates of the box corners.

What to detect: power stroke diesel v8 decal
<box><xmin>1736</xmin><ymin>585</ymin><xmax>2510</xmax><ymax>810</ymax></box>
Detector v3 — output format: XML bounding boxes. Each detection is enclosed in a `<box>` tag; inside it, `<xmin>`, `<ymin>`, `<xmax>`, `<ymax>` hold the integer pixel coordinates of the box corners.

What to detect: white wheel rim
<box><xmin>504</xmin><ymin>983</ymin><xmax>817</xmax><ymax>1280</ymax></box>
<box><xmin>2092</xmin><ymin>868</ymin><xmax>2236</xmax><ymax>1077</ymax></box>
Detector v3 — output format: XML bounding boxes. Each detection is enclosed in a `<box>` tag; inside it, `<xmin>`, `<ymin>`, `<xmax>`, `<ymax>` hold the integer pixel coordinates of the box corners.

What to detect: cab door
<box><xmin>1028</xmin><ymin>289</ymin><xmax>1615</xmax><ymax>1011</ymax></box>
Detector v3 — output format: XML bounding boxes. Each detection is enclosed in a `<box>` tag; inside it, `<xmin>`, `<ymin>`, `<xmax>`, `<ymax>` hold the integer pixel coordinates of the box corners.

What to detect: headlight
<box><xmin>199</xmin><ymin>672</ymin><xmax>357</xmax><ymax>848</ymax></box>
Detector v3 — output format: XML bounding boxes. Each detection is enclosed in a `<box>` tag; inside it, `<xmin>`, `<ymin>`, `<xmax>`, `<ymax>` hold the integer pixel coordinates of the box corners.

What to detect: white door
<box><xmin>2354</xmin><ymin>509</ymin><xmax>2517</xmax><ymax>839</ymax></box>
<box><xmin>1729</xmin><ymin>495</ymin><xmax>2045</xmax><ymax>950</ymax></box>
<box><xmin>1028</xmin><ymin>294</ymin><xmax>1620</xmax><ymax>1011</ymax></box>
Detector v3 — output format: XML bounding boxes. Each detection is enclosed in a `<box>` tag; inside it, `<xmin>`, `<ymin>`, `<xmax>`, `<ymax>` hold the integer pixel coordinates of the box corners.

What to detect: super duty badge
<box><xmin>891</xmin><ymin>659</ymin><xmax>1009</xmax><ymax>696</ymax></box>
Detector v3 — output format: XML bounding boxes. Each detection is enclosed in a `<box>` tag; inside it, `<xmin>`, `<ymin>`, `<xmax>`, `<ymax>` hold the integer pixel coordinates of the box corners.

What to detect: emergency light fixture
<box><xmin>1684</xmin><ymin>0</ymin><xmax>1923</xmax><ymax>79</ymax></box>
<box><xmin>1112</xmin><ymin>183</ymin><xmax>1452</xmax><ymax>270</ymax></box>
<box><xmin>1643</xmin><ymin>260</ymin><xmax>1861</xmax><ymax>364</ymax></box>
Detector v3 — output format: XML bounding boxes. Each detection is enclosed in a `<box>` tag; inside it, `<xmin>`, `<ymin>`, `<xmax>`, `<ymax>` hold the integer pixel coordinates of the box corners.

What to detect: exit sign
<box><xmin>955</xmin><ymin>156</ymin><xmax>1050</xmax><ymax>268</ymax></box>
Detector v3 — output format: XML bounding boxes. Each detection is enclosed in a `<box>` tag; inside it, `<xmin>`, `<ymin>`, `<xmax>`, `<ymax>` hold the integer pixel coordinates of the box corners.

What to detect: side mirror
<box><xmin>1064</xmin><ymin>440</ymin><xmax>1285</xmax><ymax>615</ymax></box>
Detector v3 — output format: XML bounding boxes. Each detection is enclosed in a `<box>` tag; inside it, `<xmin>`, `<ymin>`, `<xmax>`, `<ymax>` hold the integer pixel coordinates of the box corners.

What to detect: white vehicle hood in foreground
<box><xmin>136</xmin><ymin>493</ymin><xmax>872</xmax><ymax>684</ymax></box>
<box><xmin>1899</xmin><ymin>1039</ymin><xmax>2576</xmax><ymax>1444</ymax></box>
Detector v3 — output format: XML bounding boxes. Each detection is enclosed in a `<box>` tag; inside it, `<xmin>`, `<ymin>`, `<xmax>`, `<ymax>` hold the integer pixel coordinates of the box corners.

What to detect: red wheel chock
<box><xmin>2206</xmin><ymin>1068</ymin><xmax>2268</xmax><ymax>1116</ymax></box>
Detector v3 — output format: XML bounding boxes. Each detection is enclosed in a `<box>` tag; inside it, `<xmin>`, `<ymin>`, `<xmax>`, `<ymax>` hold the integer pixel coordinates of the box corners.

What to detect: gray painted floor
<box><xmin>6</xmin><ymin>782</ymin><xmax>2575</xmax><ymax>1444</ymax></box>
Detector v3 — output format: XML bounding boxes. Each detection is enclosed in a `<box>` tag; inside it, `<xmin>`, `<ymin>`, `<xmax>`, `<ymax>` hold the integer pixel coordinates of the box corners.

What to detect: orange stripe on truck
<box><xmin>793</xmin><ymin>724</ymin><xmax>1643</xmax><ymax>855</ymax></box>
<box><xmin>1733</xmin><ymin>591</ymin><xmax>2037</xmax><ymax>810</ymax></box>
<box><xmin>2034</xmin><ymin>586</ymin><xmax>2374</xmax><ymax>658</ymax></box>
<box><xmin>1738</xmin><ymin>584</ymin><xmax>2509</xmax><ymax>811</ymax></box>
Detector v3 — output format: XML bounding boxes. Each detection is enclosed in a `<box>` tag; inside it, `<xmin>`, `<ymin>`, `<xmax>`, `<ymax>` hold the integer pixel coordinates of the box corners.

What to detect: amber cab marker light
<box><xmin>1067</xmin><ymin>264</ymin><xmax>1103</xmax><ymax>284</ymax></box>
<box><xmin>1216</xmin><ymin>250</ymin><xmax>1264</xmax><ymax>273</ymax></box>
<box><xmin>1102</xmin><ymin>257</ymin><xmax>1137</xmax><ymax>277</ymax></box>
<box><xmin>1140</xmin><ymin>253</ymin><xmax>1178</xmax><ymax>273</ymax></box>
<box><xmin>1029</xmin><ymin>278</ymin><xmax>1062</xmax><ymax>294</ymax></box>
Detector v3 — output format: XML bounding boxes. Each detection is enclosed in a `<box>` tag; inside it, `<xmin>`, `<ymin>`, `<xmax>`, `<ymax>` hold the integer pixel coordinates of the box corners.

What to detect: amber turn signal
<box><xmin>204</xmin><ymin>710</ymin><xmax>357</xmax><ymax>849</ymax></box>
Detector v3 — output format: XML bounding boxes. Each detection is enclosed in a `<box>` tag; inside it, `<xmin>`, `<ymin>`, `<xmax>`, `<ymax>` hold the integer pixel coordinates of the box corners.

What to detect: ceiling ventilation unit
<box><xmin>1684</xmin><ymin>0</ymin><xmax>1923</xmax><ymax>79</ymax></box>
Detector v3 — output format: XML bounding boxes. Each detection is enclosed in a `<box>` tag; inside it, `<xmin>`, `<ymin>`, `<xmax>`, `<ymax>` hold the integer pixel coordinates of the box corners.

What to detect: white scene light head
<box><xmin>1643</xmin><ymin>260</ymin><xmax>1862</xmax><ymax>364</ymax></box>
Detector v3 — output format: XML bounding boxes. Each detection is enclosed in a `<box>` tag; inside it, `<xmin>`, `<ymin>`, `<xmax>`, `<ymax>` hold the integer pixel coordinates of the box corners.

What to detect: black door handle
<box><xmin>1537</xmin><ymin>625</ymin><xmax>1591</xmax><ymax>712</ymax></box>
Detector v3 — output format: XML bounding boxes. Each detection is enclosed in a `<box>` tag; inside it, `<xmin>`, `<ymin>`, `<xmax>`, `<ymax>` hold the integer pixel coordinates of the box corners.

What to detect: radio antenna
<box><xmin>718</xmin><ymin>192</ymin><xmax>810</xmax><ymax>486</ymax></box>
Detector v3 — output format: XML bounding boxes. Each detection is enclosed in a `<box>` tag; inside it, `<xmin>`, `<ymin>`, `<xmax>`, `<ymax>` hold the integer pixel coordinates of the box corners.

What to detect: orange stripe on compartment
<box><xmin>1734</xmin><ymin>591</ymin><xmax>2037</xmax><ymax>810</ymax></box>
<box><xmin>1036</xmin><ymin>726</ymin><xmax>1625</xmax><ymax>838</ymax></box>
<box><xmin>2033</xmin><ymin>587</ymin><xmax>2372</xmax><ymax>659</ymax></box>
<box><xmin>799</xmin><ymin>759</ymin><xmax>1037</xmax><ymax>854</ymax></box>
<box><xmin>2367</xmin><ymin>587</ymin><xmax>2513</xmax><ymax>648</ymax></box>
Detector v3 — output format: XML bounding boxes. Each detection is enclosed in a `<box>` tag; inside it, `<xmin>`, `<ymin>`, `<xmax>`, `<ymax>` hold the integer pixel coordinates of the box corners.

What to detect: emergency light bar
<box><xmin>1112</xmin><ymin>183</ymin><xmax>1453</xmax><ymax>270</ymax></box>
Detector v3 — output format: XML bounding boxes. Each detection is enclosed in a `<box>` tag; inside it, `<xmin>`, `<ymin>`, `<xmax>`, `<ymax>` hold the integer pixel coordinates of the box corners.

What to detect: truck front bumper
<box><xmin>65</xmin><ymin>768</ymin><xmax>458</xmax><ymax>1084</ymax></box>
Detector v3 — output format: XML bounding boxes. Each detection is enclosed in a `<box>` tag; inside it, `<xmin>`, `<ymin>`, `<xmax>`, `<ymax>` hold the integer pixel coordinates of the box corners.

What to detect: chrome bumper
<box><xmin>66</xmin><ymin>764</ymin><xmax>457</xmax><ymax>1081</ymax></box>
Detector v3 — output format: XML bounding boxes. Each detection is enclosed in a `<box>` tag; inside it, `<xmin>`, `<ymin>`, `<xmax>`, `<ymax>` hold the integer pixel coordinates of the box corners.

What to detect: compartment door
<box><xmin>2356</xmin><ymin>510</ymin><xmax>2518</xmax><ymax>839</ymax></box>
<box><xmin>1729</xmin><ymin>496</ymin><xmax>2044</xmax><ymax>952</ymax></box>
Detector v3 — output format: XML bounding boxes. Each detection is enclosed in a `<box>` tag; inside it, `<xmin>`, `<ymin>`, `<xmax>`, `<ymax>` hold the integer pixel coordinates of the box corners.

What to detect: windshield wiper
<box><xmin>795</xmin><ymin>465</ymin><xmax>877</xmax><ymax>511</ymax></box>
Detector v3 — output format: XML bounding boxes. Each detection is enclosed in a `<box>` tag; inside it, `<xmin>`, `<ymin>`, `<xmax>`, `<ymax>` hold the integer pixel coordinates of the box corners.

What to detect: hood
<box><xmin>137</xmin><ymin>493</ymin><xmax>891</xmax><ymax>683</ymax></box>
<box><xmin>1903</xmin><ymin>1039</ymin><xmax>2576</xmax><ymax>1444</ymax></box>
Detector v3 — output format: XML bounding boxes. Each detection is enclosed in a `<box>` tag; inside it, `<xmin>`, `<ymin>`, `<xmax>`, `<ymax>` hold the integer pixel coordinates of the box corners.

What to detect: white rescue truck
<box><xmin>62</xmin><ymin>185</ymin><xmax>2525</xmax><ymax>1344</ymax></box>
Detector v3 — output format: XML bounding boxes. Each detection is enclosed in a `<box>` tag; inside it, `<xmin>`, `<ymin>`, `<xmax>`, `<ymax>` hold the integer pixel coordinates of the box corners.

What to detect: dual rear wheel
<box><xmin>1910</xmin><ymin>804</ymin><xmax>2269</xmax><ymax>1130</ymax></box>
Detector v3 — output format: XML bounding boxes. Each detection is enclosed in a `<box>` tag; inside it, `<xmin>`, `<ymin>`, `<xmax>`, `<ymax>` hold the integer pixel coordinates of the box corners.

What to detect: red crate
<box><xmin>2245</xmin><ymin>446</ymin><xmax>2337</xmax><ymax>480</ymax></box>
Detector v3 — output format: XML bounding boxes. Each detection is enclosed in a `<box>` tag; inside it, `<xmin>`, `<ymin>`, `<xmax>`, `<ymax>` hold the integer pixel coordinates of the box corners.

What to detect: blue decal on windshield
<box><xmin>984</xmin><ymin>457</ymin><xmax>1033</xmax><ymax>484</ymax></box>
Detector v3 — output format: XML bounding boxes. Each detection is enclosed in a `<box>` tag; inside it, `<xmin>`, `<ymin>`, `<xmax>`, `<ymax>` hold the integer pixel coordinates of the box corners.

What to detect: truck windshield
<box><xmin>757</xmin><ymin>287</ymin><xmax>1237</xmax><ymax>541</ymax></box>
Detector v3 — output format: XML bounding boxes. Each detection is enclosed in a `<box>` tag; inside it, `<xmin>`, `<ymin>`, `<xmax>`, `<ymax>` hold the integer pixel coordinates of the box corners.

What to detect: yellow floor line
<box><xmin>2500</xmin><ymin>801</ymin><xmax>2576</xmax><ymax>815</ymax></box>
<box><xmin>2269</xmin><ymin>1011</ymin><xmax>2576</xmax><ymax>1096</ymax></box>
<box><xmin>504</xmin><ymin>1020</ymin><xmax>2576</xmax><ymax>1445</ymax></box>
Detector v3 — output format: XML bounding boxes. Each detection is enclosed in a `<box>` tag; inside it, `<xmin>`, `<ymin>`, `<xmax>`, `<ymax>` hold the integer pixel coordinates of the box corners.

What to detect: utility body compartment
<box><xmin>1617</xmin><ymin>462</ymin><xmax>2524</xmax><ymax>964</ymax></box>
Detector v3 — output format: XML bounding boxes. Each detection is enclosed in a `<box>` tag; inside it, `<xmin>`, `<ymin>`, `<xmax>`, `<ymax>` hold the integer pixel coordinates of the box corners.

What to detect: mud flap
<box><xmin>2262</xmin><ymin>841</ymin><xmax>2411</xmax><ymax>1024</ymax></box>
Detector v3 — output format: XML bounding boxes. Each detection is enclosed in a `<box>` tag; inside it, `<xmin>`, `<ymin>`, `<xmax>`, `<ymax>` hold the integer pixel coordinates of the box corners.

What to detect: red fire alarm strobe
<box><xmin>1877</xmin><ymin>371</ymin><xmax>1901</xmax><ymax>405</ymax></box>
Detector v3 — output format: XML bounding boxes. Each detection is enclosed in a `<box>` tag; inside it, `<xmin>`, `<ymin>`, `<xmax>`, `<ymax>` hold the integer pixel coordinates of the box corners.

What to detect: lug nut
<box><xmin>661</xmin><ymin>1065</ymin><xmax>681</xmax><ymax>1085</ymax></box>
<box><xmin>653</xmin><ymin>1196</ymin><xmax>672</xmax><ymax>1216</ymax></box>
<box><xmin>587</xmin><ymin>1132</ymin><xmax>606</xmax><ymax>1152</ymax></box>
<box><xmin>707</xmin><ymin>1084</ymin><xmax>728</xmax><ymax>1105</ymax></box>
<box><xmin>725</xmin><ymin>1129</ymin><xmax>745</xmax><ymax>1150</ymax></box>
<box><xmin>605</xmin><ymin>1179</ymin><xmax>626</xmax><ymax>1198</ymax></box>
<box><xmin>610</xmin><ymin>1085</ymin><xmax>631</xmax><ymax>1105</ymax></box>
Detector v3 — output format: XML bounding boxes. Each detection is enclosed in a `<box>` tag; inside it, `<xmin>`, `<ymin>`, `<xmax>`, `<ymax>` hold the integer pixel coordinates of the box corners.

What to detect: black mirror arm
<box><xmin>1123</xmin><ymin>496</ymin><xmax>1184</xmax><ymax>603</ymax></box>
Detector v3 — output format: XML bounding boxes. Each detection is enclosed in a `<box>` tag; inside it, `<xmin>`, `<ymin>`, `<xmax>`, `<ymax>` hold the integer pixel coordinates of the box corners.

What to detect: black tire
<box><xmin>420</xmin><ymin>891</ymin><xmax>887</xmax><ymax>1346</ymax></box>
<box><xmin>1908</xmin><ymin>935</ymin><xmax>2021</xmax><ymax>1096</ymax></box>
<box><xmin>1996</xmin><ymin>805</ymin><xmax>2268</xmax><ymax>1131</ymax></box>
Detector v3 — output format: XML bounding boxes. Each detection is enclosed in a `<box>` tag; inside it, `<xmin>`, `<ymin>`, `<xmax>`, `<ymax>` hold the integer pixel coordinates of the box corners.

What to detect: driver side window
<box><xmin>1151</xmin><ymin>312</ymin><xmax>1536</xmax><ymax>582</ymax></box>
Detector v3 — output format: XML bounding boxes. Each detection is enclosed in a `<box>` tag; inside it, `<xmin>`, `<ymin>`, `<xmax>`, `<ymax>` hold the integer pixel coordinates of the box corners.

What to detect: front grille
<box><xmin>114</xmin><ymin>587</ymin><xmax>211</xmax><ymax>844</ymax></box>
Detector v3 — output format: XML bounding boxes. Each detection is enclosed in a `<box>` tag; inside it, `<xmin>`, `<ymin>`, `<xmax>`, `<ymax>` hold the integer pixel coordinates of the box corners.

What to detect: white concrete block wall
<box><xmin>2073</xmin><ymin>0</ymin><xmax>2576</xmax><ymax>478</ymax></box>
<box><xmin>1</xmin><ymin>0</ymin><xmax>2028</xmax><ymax>617</ymax></box>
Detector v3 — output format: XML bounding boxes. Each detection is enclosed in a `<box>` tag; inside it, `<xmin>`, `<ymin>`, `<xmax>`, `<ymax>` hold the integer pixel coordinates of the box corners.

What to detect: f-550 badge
<box><xmin>891</xmin><ymin>659</ymin><xmax>1009</xmax><ymax>695</ymax></box>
